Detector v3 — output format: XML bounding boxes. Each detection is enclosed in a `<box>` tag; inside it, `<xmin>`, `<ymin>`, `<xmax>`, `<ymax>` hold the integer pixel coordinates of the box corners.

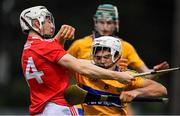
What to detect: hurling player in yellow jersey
<box><xmin>73</xmin><ymin>36</ymin><xmax>167</xmax><ymax>115</ymax></box>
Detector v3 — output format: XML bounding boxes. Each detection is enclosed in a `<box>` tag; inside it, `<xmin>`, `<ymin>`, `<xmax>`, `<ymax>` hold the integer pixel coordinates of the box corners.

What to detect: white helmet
<box><xmin>92</xmin><ymin>36</ymin><xmax>121</xmax><ymax>68</ymax></box>
<box><xmin>20</xmin><ymin>6</ymin><xmax>55</xmax><ymax>37</ymax></box>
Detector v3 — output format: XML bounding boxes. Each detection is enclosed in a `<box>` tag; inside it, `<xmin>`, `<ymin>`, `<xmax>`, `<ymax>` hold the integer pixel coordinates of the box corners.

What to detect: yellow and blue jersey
<box><xmin>74</xmin><ymin>66</ymin><xmax>144</xmax><ymax>115</ymax></box>
<box><xmin>67</xmin><ymin>35</ymin><xmax>145</xmax><ymax>115</ymax></box>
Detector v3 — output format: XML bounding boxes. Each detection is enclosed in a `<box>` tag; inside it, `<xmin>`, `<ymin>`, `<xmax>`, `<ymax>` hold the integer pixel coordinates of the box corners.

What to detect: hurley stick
<box><xmin>64</xmin><ymin>85</ymin><xmax>168</xmax><ymax>105</ymax></box>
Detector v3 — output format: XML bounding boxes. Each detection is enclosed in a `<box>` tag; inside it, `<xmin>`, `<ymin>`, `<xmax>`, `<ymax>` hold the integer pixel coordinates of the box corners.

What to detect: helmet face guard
<box><xmin>91</xmin><ymin>36</ymin><xmax>121</xmax><ymax>69</ymax></box>
<box><xmin>93</xmin><ymin>4</ymin><xmax>119</xmax><ymax>35</ymax></box>
<box><xmin>20</xmin><ymin>6</ymin><xmax>55</xmax><ymax>38</ymax></box>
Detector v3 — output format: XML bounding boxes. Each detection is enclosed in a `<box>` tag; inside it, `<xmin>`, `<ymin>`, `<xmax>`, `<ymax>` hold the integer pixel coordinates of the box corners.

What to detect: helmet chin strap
<box><xmin>33</xmin><ymin>28</ymin><xmax>51</xmax><ymax>39</ymax></box>
<box><xmin>32</xmin><ymin>28</ymin><xmax>52</xmax><ymax>39</ymax></box>
<box><xmin>41</xmin><ymin>22</ymin><xmax>53</xmax><ymax>39</ymax></box>
<box><xmin>41</xmin><ymin>25</ymin><xmax>54</xmax><ymax>38</ymax></box>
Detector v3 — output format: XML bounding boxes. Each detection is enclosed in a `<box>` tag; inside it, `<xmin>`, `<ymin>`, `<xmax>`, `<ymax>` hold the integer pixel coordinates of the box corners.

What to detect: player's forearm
<box><xmin>57</xmin><ymin>37</ymin><xmax>65</xmax><ymax>46</ymax></box>
<box><xmin>129</xmin><ymin>80</ymin><xmax>167</xmax><ymax>97</ymax></box>
<box><xmin>54</xmin><ymin>32</ymin><xmax>66</xmax><ymax>46</ymax></box>
<box><xmin>78</xmin><ymin>60</ymin><xmax>133</xmax><ymax>82</ymax></box>
<box><xmin>59</xmin><ymin>54</ymin><xmax>133</xmax><ymax>82</ymax></box>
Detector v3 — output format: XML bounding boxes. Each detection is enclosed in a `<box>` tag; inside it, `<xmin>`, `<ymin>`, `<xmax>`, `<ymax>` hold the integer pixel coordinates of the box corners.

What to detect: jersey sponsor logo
<box><xmin>86</xmin><ymin>101</ymin><xmax>123</xmax><ymax>107</ymax></box>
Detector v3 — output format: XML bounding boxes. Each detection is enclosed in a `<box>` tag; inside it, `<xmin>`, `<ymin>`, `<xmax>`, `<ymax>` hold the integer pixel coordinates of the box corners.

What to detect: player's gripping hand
<box><xmin>119</xmin><ymin>91</ymin><xmax>137</xmax><ymax>103</ymax></box>
<box><xmin>55</xmin><ymin>24</ymin><xmax>75</xmax><ymax>45</ymax></box>
<box><xmin>59</xmin><ymin>24</ymin><xmax>75</xmax><ymax>40</ymax></box>
<box><xmin>153</xmin><ymin>61</ymin><xmax>169</xmax><ymax>71</ymax></box>
<box><xmin>118</xmin><ymin>58</ymin><xmax>128</xmax><ymax>71</ymax></box>
<box><xmin>116</xmin><ymin>72</ymin><xmax>134</xmax><ymax>84</ymax></box>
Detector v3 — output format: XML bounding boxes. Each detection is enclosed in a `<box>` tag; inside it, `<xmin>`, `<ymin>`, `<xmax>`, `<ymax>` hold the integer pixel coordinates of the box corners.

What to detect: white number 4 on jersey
<box><xmin>25</xmin><ymin>57</ymin><xmax>44</xmax><ymax>84</ymax></box>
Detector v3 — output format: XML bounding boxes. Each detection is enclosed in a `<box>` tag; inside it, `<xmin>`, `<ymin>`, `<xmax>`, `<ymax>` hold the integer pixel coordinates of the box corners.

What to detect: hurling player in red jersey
<box><xmin>19</xmin><ymin>6</ymin><xmax>135</xmax><ymax>115</ymax></box>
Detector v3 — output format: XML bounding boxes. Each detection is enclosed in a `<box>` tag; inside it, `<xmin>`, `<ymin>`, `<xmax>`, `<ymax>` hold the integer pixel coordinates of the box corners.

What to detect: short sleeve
<box><xmin>32</xmin><ymin>39</ymin><xmax>67</xmax><ymax>63</ymax></box>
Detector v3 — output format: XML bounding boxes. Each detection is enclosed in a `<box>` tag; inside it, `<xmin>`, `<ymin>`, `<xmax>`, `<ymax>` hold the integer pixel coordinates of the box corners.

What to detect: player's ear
<box><xmin>33</xmin><ymin>19</ymin><xmax>40</xmax><ymax>29</ymax></box>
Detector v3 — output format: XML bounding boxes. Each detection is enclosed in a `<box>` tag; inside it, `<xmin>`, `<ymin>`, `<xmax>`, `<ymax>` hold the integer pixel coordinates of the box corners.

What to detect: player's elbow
<box><xmin>154</xmin><ymin>85</ymin><xmax>167</xmax><ymax>96</ymax></box>
<box><xmin>148</xmin><ymin>80</ymin><xmax>168</xmax><ymax>96</ymax></box>
<box><xmin>160</xmin><ymin>86</ymin><xmax>168</xmax><ymax>96</ymax></box>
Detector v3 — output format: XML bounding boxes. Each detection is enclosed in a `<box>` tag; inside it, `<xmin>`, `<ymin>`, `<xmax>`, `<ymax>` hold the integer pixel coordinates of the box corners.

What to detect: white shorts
<box><xmin>36</xmin><ymin>102</ymin><xmax>80</xmax><ymax>116</ymax></box>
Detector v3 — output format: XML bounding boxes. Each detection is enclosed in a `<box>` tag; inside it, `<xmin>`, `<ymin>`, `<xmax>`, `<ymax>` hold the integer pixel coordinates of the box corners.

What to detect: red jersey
<box><xmin>21</xmin><ymin>36</ymin><xmax>70</xmax><ymax>114</ymax></box>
